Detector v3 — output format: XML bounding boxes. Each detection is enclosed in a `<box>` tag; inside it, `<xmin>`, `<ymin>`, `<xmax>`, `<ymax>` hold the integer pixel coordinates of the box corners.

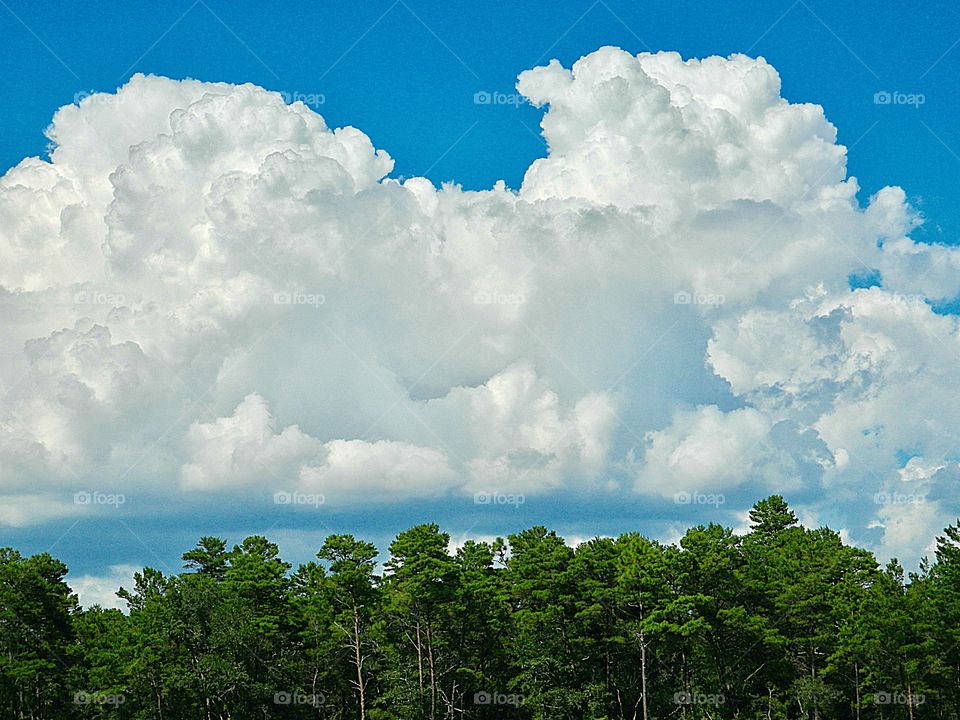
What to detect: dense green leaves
<box><xmin>0</xmin><ymin>549</ymin><xmax>77</xmax><ymax>718</ymax></box>
<box><xmin>2</xmin><ymin>496</ymin><xmax>960</xmax><ymax>719</ymax></box>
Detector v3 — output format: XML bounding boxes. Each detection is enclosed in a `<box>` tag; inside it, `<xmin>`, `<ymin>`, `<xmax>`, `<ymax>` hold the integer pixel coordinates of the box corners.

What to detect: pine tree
<box><xmin>319</xmin><ymin>534</ymin><xmax>380</xmax><ymax>720</ymax></box>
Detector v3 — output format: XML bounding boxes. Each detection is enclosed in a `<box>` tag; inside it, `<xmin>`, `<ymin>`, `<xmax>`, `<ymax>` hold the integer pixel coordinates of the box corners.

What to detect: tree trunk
<box><xmin>353</xmin><ymin>603</ymin><xmax>367</xmax><ymax>720</ymax></box>
<box><xmin>427</xmin><ymin>623</ymin><xmax>437</xmax><ymax>720</ymax></box>
<box><xmin>416</xmin><ymin>622</ymin><xmax>424</xmax><ymax>697</ymax></box>
<box><xmin>811</xmin><ymin>644</ymin><xmax>819</xmax><ymax>720</ymax></box>
<box><xmin>155</xmin><ymin>681</ymin><xmax>164</xmax><ymax>720</ymax></box>
<box><xmin>639</xmin><ymin>597</ymin><xmax>649</xmax><ymax>720</ymax></box>
<box><xmin>854</xmin><ymin>661</ymin><xmax>860</xmax><ymax>720</ymax></box>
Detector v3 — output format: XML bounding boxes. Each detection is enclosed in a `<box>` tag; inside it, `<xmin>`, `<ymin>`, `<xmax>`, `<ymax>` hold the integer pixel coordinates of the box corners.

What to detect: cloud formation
<box><xmin>2</xmin><ymin>47</ymin><xmax>959</xmax><ymax>563</ymax></box>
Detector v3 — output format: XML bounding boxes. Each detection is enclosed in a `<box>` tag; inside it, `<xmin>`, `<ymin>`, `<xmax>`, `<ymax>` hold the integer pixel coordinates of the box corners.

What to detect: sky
<box><xmin>2</xmin><ymin>0</ymin><xmax>959</xmax><ymax>240</ymax></box>
<box><xmin>1</xmin><ymin>0</ymin><xmax>960</xmax><ymax>608</ymax></box>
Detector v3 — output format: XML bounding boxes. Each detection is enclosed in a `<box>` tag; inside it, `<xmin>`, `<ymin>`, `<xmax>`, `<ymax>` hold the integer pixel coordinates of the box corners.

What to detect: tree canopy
<box><xmin>1</xmin><ymin>496</ymin><xmax>957</xmax><ymax>720</ymax></box>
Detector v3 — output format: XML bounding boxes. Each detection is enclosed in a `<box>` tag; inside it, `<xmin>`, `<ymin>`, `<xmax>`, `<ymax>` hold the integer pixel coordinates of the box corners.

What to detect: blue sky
<box><xmin>2</xmin><ymin>0</ymin><xmax>958</xmax><ymax>239</ymax></box>
<box><xmin>2</xmin><ymin>0</ymin><xmax>960</xmax><ymax>603</ymax></box>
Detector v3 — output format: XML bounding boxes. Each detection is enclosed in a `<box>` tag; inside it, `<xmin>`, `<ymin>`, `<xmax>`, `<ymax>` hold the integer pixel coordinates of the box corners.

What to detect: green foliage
<box><xmin>2</xmin><ymin>497</ymin><xmax>960</xmax><ymax>719</ymax></box>
<box><xmin>0</xmin><ymin>549</ymin><xmax>77</xmax><ymax>718</ymax></box>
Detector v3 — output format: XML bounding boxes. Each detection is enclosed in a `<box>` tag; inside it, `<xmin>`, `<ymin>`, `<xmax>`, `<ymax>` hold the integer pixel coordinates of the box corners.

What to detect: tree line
<box><xmin>2</xmin><ymin>496</ymin><xmax>960</xmax><ymax>720</ymax></box>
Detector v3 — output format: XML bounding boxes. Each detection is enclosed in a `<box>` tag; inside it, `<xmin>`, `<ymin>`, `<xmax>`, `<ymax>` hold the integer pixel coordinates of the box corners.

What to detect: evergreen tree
<box><xmin>0</xmin><ymin>549</ymin><xmax>77</xmax><ymax>719</ymax></box>
<box><xmin>4</xmin><ymin>496</ymin><xmax>960</xmax><ymax>719</ymax></box>
<box><xmin>319</xmin><ymin>534</ymin><xmax>380</xmax><ymax>720</ymax></box>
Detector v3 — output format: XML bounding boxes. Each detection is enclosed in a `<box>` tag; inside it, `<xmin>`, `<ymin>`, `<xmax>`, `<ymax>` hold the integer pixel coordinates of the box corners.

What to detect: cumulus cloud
<box><xmin>180</xmin><ymin>393</ymin><xmax>326</xmax><ymax>491</ymax></box>
<box><xmin>70</xmin><ymin>564</ymin><xmax>140</xmax><ymax>610</ymax></box>
<box><xmin>633</xmin><ymin>405</ymin><xmax>784</xmax><ymax>496</ymax></box>
<box><xmin>2</xmin><ymin>48</ymin><xmax>959</xmax><ymax>564</ymax></box>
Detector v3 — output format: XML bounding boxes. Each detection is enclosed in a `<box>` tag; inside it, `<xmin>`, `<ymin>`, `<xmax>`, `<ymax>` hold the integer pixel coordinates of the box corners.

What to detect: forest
<box><xmin>1</xmin><ymin>496</ymin><xmax>959</xmax><ymax>720</ymax></box>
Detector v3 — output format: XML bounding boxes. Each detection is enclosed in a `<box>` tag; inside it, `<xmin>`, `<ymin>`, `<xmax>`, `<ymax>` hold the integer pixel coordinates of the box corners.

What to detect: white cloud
<box><xmin>0</xmin><ymin>494</ymin><xmax>83</xmax><ymax>527</ymax></box>
<box><xmin>69</xmin><ymin>564</ymin><xmax>140</xmax><ymax>611</ymax></box>
<box><xmin>299</xmin><ymin>440</ymin><xmax>455</xmax><ymax>501</ymax></box>
<box><xmin>1</xmin><ymin>49</ymin><xmax>959</xmax><ymax>565</ymax></box>
<box><xmin>633</xmin><ymin>405</ymin><xmax>778</xmax><ymax>496</ymax></box>
<box><xmin>425</xmin><ymin>362</ymin><xmax>617</xmax><ymax>494</ymax></box>
<box><xmin>180</xmin><ymin>393</ymin><xmax>325</xmax><ymax>491</ymax></box>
